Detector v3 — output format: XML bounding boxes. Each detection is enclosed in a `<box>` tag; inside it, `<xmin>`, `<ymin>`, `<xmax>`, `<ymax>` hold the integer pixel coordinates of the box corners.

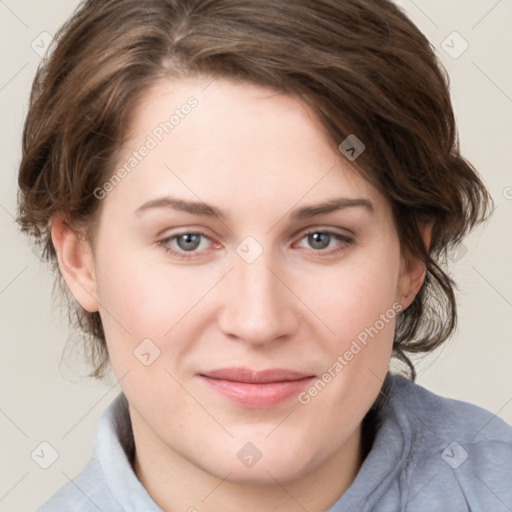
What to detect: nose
<box><xmin>217</xmin><ymin>250</ymin><xmax>300</xmax><ymax>347</ymax></box>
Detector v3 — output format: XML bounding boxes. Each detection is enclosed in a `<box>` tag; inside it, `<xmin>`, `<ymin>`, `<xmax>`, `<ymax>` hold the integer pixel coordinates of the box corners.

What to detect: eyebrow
<box><xmin>134</xmin><ymin>196</ymin><xmax>374</xmax><ymax>220</ymax></box>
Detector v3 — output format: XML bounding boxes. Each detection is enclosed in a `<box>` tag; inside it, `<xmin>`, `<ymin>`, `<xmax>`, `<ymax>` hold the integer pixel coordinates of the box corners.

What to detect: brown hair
<box><xmin>17</xmin><ymin>0</ymin><xmax>492</xmax><ymax>379</ymax></box>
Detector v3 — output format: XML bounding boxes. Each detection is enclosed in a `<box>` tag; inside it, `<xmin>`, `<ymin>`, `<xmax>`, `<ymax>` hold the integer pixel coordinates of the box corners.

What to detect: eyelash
<box><xmin>158</xmin><ymin>229</ymin><xmax>354</xmax><ymax>260</ymax></box>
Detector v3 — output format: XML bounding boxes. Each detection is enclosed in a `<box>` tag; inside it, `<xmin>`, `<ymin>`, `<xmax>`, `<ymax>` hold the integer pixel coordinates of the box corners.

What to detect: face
<box><xmin>58</xmin><ymin>77</ymin><xmax>423</xmax><ymax>485</ymax></box>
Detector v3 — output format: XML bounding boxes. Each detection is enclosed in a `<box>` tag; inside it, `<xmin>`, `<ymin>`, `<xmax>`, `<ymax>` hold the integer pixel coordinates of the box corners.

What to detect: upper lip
<box><xmin>200</xmin><ymin>367</ymin><xmax>314</xmax><ymax>384</ymax></box>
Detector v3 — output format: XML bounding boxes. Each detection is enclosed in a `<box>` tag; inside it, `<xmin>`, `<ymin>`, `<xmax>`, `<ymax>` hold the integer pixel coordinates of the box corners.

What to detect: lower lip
<box><xmin>200</xmin><ymin>376</ymin><xmax>315</xmax><ymax>408</ymax></box>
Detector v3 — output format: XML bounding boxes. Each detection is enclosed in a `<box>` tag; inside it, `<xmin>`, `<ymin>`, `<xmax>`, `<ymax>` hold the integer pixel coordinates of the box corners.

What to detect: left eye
<box><xmin>296</xmin><ymin>230</ymin><xmax>352</xmax><ymax>253</ymax></box>
<box><xmin>161</xmin><ymin>232</ymin><xmax>211</xmax><ymax>257</ymax></box>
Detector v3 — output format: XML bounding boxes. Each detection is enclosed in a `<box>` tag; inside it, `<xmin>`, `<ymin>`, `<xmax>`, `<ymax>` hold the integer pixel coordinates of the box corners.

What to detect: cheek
<box><xmin>294</xmin><ymin>252</ymin><xmax>400</xmax><ymax>442</ymax></box>
<box><xmin>92</xmin><ymin>243</ymin><xmax>226</xmax><ymax>374</ymax></box>
<box><xmin>96</xmin><ymin>239</ymin><xmax>214</xmax><ymax>330</ymax></box>
<box><xmin>93</xmin><ymin>248</ymin><xmax>195</xmax><ymax>351</ymax></box>
<box><xmin>307</xmin><ymin>243</ymin><xmax>401</xmax><ymax>409</ymax></box>
<box><xmin>308</xmin><ymin>244</ymin><xmax>401</xmax><ymax>351</ymax></box>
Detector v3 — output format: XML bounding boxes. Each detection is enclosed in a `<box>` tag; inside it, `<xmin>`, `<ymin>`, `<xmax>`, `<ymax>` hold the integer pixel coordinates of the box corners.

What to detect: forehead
<box><xmin>108</xmin><ymin>77</ymin><xmax>391</xmax><ymax>224</ymax></box>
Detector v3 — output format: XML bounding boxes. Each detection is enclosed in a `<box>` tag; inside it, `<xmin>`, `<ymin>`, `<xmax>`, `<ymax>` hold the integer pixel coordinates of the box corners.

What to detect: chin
<box><xmin>194</xmin><ymin>436</ymin><xmax>321</xmax><ymax>486</ymax></box>
<box><xmin>212</xmin><ymin>457</ymin><xmax>310</xmax><ymax>486</ymax></box>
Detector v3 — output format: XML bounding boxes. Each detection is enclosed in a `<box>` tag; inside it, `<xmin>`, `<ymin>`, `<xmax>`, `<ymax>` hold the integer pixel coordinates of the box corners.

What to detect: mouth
<box><xmin>198</xmin><ymin>367</ymin><xmax>316</xmax><ymax>408</ymax></box>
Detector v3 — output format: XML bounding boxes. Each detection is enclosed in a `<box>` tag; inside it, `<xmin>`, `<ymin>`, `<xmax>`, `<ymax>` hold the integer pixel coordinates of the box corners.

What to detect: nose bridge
<box><xmin>218</xmin><ymin>243</ymin><xmax>297</xmax><ymax>344</ymax></box>
<box><xmin>239</xmin><ymin>252</ymin><xmax>280</xmax><ymax>306</ymax></box>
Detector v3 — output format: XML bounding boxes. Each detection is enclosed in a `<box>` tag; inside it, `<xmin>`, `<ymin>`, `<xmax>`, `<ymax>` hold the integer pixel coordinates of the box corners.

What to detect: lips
<box><xmin>199</xmin><ymin>367</ymin><xmax>315</xmax><ymax>408</ymax></box>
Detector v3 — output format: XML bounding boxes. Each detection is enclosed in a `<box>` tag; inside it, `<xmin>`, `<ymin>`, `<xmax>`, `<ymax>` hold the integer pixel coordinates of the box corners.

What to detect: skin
<box><xmin>52</xmin><ymin>77</ymin><xmax>429</xmax><ymax>512</ymax></box>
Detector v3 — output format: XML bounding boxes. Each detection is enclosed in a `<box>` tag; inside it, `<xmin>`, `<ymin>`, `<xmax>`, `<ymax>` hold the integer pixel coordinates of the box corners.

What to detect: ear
<box><xmin>51</xmin><ymin>216</ymin><xmax>99</xmax><ymax>312</ymax></box>
<box><xmin>397</xmin><ymin>223</ymin><xmax>432</xmax><ymax>310</ymax></box>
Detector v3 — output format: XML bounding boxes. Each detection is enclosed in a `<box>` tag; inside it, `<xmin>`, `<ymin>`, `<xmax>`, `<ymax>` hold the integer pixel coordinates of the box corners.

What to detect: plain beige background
<box><xmin>1</xmin><ymin>1</ymin><xmax>511</xmax><ymax>510</ymax></box>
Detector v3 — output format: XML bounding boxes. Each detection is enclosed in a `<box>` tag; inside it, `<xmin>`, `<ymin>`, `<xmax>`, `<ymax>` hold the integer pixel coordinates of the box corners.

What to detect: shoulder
<box><xmin>35</xmin><ymin>457</ymin><xmax>121</xmax><ymax>512</ymax></box>
<box><xmin>388</xmin><ymin>375</ymin><xmax>512</xmax><ymax>444</ymax></box>
<box><xmin>35</xmin><ymin>393</ymin><xmax>160</xmax><ymax>512</ymax></box>
<box><xmin>386</xmin><ymin>375</ymin><xmax>512</xmax><ymax>511</ymax></box>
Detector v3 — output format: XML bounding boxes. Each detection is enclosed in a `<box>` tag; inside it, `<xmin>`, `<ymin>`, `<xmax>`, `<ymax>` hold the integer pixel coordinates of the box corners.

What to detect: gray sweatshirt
<box><xmin>36</xmin><ymin>375</ymin><xmax>512</xmax><ymax>511</ymax></box>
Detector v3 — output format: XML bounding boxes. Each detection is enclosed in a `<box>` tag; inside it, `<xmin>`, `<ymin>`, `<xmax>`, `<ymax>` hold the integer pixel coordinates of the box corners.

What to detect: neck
<box><xmin>130</xmin><ymin>408</ymin><xmax>364</xmax><ymax>512</ymax></box>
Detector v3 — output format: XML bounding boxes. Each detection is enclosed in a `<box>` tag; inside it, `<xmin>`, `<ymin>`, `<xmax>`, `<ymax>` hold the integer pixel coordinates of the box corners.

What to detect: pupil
<box><xmin>178</xmin><ymin>234</ymin><xmax>200</xmax><ymax>251</ymax></box>
<box><xmin>309</xmin><ymin>233</ymin><xmax>330</xmax><ymax>250</ymax></box>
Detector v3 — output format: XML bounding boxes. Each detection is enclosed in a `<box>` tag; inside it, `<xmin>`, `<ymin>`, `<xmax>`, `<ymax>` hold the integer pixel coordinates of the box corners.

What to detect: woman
<box><xmin>17</xmin><ymin>0</ymin><xmax>512</xmax><ymax>510</ymax></box>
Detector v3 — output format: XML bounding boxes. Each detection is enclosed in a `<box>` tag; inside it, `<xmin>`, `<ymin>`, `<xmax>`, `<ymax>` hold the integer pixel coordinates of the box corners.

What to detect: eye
<box><xmin>295</xmin><ymin>229</ymin><xmax>353</xmax><ymax>255</ymax></box>
<box><xmin>159</xmin><ymin>232</ymin><xmax>213</xmax><ymax>259</ymax></box>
